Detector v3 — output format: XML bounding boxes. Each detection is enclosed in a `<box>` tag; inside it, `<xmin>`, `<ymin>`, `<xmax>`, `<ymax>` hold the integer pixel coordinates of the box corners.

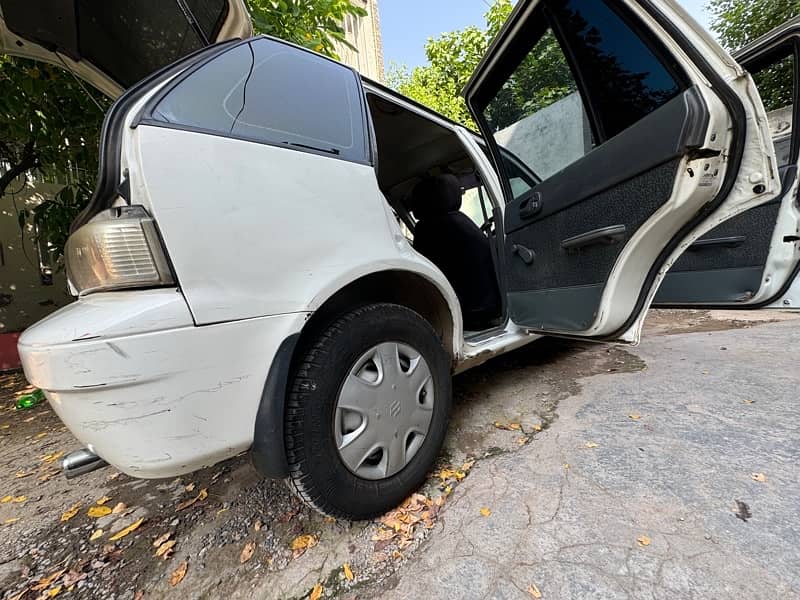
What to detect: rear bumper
<box><xmin>18</xmin><ymin>289</ymin><xmax>307</xmax><ymax>478</ymax></box>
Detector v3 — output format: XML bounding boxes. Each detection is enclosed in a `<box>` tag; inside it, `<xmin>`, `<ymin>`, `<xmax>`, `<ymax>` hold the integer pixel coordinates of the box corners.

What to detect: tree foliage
<box><xmin>708</xmin><ymin>0</ymin><xmax>800</xmax><ymax>51</ymax></box>
<box><xmin>246</xmin><ymin>0</ymin><xmax>367</xmax><ymax>59</ymax></box>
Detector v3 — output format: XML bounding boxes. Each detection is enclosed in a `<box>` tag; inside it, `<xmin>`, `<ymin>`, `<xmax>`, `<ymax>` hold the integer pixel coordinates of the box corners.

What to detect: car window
<box><xmin>750</xmin><ymin>50</ymin><xmax>795</xmax><ymax>168</ymax></box>
<box><xmin>77</xmin><ymin>0</ymin><xmax>227</xmax><ymax>87</ymax></box>
<box><xmin>150</xmin><ymin>38</ymin><xmax>368</xmax><ymax>163</ymax></box>
<box><xmin>480</xmin><ymin>0</ymin><xmax>685</xmax><ymax>183</ymax></box>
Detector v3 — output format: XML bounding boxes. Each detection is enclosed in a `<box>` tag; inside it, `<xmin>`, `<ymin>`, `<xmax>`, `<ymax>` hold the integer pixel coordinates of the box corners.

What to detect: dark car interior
<box><xmin>366</xmin><ymin>92</ymin><xmax>505</xmax><ymax>331</ymax></box>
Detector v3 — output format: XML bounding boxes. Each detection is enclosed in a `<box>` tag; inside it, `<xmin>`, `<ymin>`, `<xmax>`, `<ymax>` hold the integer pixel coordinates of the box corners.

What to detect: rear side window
<box><xmin>749</xmin><ymin>48</ymin><xmax>796</xmax><ymax>168</ymax></box>
<box><xmin>149</xmin><ymin>38</ymin><xmax>368</xmax><ymax>163</ymax></box>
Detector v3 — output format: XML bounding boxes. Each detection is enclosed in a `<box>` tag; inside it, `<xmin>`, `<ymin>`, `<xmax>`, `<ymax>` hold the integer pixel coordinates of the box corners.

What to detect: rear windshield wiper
<box><xmin>285</xmin><ymin>142</ymin><xmax>340</xmax><ymax>155</ymax></box>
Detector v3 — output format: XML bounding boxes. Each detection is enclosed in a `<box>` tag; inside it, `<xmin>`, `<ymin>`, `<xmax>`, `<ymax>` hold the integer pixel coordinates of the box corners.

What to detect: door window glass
<box><xmin>479</xmin><ymin>0</ymin><xmax>685</xmax><ymax>183</ymax></box>
<box><xmin>751</xmin><ymin>51</ymin><xmax>795</xmax><ymax>167</ymax></box>
<box><xmin>150</xmin><ymin>38</ymin><xmax>368</xmax><ymax>163</ymax></box>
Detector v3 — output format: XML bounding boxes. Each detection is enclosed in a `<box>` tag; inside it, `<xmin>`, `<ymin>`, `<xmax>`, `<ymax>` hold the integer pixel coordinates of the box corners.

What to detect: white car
<box><xmin>5</xmin><ymin>0</ymin><xmax>788</xmax><ymax>519</ymax></box>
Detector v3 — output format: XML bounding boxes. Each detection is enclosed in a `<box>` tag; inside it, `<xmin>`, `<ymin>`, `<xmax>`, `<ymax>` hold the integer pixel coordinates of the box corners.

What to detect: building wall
<box><xmin>336</xmin><ymin>0</ymin><xmax>384</xmax><ymax>81</ymax></box>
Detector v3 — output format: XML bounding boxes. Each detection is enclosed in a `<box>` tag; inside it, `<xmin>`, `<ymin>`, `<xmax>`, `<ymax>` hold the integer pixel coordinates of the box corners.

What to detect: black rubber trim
<box><xmin>687</xmin><ymin>236</ymin><xmax>746</xmax><ymax>250</ymax></box>
<box><xmin>251</xmin><ymin>333</ymin><xmax>300</xmax><ymax>480</ymax></box>
<box><xmin>70</xmin><ymin>39</ymin><xmax>240</xmax><ymax>234</ymax></box>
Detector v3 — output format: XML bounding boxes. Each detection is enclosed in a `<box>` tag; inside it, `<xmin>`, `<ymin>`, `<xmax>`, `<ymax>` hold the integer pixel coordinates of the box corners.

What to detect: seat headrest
<box><xmin>409</xmin><ymin>174</ymin><xmax>462</xmax><ymax>221</ymax></box>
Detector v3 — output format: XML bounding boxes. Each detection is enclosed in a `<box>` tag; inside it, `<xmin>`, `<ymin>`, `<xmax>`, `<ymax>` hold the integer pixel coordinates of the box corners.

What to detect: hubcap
<box><xmin>334</xmin><ymin>342</ymin><xmax>435</xmax><ymax>480</ymax></box>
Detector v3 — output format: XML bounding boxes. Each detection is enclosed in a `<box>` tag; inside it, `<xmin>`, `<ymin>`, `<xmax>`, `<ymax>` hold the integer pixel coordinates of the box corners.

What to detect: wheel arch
<box><xmin>252</xmin><ymin>268</ymin><xmax>461</xmax><ymax>480</ymax></box>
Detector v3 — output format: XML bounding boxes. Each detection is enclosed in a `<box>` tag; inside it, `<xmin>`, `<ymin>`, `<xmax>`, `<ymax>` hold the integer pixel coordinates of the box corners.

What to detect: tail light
<box><xmin>65</xmin><ymin>206</ymin><xmax>174</xmax><ymax>296</ymax></box>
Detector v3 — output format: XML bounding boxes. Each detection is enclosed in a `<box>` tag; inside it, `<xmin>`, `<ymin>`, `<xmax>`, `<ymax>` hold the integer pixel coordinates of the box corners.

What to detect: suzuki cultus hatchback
<box><xmin>7</xmin><ymin>0</ymin><xmax>782</xmax><ymax>519</ymax></box>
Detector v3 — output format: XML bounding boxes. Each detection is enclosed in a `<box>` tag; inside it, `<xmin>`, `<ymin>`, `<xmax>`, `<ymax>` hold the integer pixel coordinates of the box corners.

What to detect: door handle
<box><xmin>561</xmin><ymin>225</ymin><xmax>627</xmax><ymax>252</ymax></box>
<box><xmin>518</xmin><ymin>191</ymin><xmax>543</xmax><ymax>220</ymax></box>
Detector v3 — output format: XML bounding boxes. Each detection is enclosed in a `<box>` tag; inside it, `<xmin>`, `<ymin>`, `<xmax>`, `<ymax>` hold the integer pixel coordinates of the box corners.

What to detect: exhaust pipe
<box><xmin>62</xmin><ymin>448</ymin><xmax>109</xmax><ymax>479</ymax></box>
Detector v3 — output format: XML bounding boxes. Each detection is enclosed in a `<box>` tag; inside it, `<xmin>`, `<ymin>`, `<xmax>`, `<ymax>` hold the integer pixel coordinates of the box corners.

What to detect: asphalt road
<box><xmin>372</xmin><ymin>315</ymin><xmax>800</xmax><ymax>599</ymax></box>
<box><xmin>1</xmin><ymin>310</ymin><xmax>798</xmax><ymax>599</ymax></box>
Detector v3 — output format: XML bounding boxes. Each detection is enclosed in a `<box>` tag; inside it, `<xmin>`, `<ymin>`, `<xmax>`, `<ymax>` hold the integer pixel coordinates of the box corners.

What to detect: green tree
<box><xmin>708</xmin><ymin>0</ymin><xmax>800</xmax><ymax>51</ymax></box>
<box><xmin>246</xmin><ymin>0</ymin><xmax>367</xmax><ymax>59</ymax></box>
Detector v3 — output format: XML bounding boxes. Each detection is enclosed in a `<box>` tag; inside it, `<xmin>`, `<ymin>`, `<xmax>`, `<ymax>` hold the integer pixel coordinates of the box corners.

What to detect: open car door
<box><xmin>655</xmin><ymin>19</ymin><xmax>800</xmax><ymax>309</ymax></box>
<box><xmin>0</xmin><ymin>0</ymin><xmax>252</xmax><ymax>98</ymax></box>
<box><xmin>464</xmin><ymin>0</ymin><xmax>779</xmax><ymax>343</ymax></box>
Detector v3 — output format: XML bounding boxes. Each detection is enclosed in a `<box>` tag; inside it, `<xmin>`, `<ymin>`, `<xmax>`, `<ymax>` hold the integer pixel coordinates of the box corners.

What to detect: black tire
<box><xmin>284</xmin><ymin>303</ymin><xmax>452</xmax><ymax>520</ymax></box>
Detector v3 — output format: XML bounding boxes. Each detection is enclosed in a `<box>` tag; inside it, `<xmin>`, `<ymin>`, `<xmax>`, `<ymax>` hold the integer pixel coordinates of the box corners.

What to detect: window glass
<box><xmin>481</xmin><ymin>0</ymin><xmax>684</xmax><ymax>183</ymax></box>
<box><xmin>77</xmin><ymin>0</ymin><xmax>226</xmax><ymax>87</ymax></box>
<box><xmin>152</xmin><ymin>38</ymin><xmax>368</xmax><ymax>163</ymax></box>
<box><xmin>751</xmin><ymin>51</ymin><xmax>795</xmax><ymax>167</ymax></box>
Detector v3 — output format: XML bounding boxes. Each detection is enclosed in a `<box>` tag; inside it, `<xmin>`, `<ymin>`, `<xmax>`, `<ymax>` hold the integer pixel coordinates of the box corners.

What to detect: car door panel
<box><xmin>655</xmin><ymin>29</ymin><xmax>800</xmax><ymax>307</ymax></box>
<box><xmin>464</xmin><ymin>0</ymin><xmax>778</xmax><ymax>342</ymax></box>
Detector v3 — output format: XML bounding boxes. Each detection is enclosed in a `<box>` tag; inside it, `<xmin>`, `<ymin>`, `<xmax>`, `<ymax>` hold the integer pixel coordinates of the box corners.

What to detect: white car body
<box><xmin>1</xmin><ymin>0</ymin><xmax>784</xmax><ymax>513</ymax></box>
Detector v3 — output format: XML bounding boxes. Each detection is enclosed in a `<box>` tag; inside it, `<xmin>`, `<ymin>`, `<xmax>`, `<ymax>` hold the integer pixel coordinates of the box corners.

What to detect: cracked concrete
<box><xmin>367</xmin><ymin>316</ymin><xmax>800</xmax><ymax>600</ymax></box>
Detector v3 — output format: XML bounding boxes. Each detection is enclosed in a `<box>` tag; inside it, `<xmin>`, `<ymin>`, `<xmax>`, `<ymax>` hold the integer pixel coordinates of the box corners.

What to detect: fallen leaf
<box><xmin>532</xmin><ymin>423</ymin><xmax>543</xmax><ymax>432</ymax></box>
<box><xmin>108</xmin><ymin>471</ymin><xmax>122</xmax><ymax>480</ymax></box>
<box><xmin>176</xmin><ymin>488</ymin><xmax>208</xmax><ymax>511</ymax></box>
<box><xmin>752</xmin><ymin>472</ymin><xmax>767</xmax><ymax>483</ymax></box>
<box><xmin>46</xmin><ymin>585</ymin><xmax>62</xmax><ymax>597</ymax></box>
<box><xmin>12</xmin><ymin>495</ymin><xmax>26</xmax><ymax>503</ymax></box>
<box><xmin>109</xmin><ymin>517</ymin><xmax>144</xmax><ymax>541</ymax></box>
<box><xmin>39</xmin><ymin>469</ymin><xmax>59</xmax><ymax>482</ymax></box>
<box><xmin>15</xmin><ymin>471</ymin><xmax>32</xmax><ymax>478</ymax></box>
<box><xmin>290</xmin><ymin>534</ymin><xmax>319</xmax><ymax>552</ymax></box>
<box><xmin>96</xmin><ymin>496</ymin><xmax>111</xmax><ymax>506</ymax></box>
<box><xmin>35</xmin><ymin>432</ymin><xmax>48</xmax><ymax>439</ymax></box>
<box><xmin>60</xmin><ymin>502</ymin><xmax>82</xmax><ymax>522</ymax></box>
<box><xmin>90</xmin><ymin>529</ymin><xmax>104</xmax><ymax>541</ymax></box>
<box><xmin>480</xmin><ymin>507</ymin><xmax>491</xmax><ymax>517</ymax></box>
<box><xmin>436</xmin><ymin>468</ymin><xmax>466</xmax><ymax>481</ymax></box>
<box><xmin>4</xmin><ymin>518</ymin><xmax>20</xmax><ymax>525</ymax></box>
<box><xmin>239</xmin><ymin>541</ymin><xmax>256</xmax><ymax>563</ymax></box>
<box><xmin>41</xmin><ymin>451</ymin><xmax>63</xmax><ymax>464</ymax></box>
<box><xmin>637</xmin><ymin>535</ymin><xmax>652</xmax><ymax>547</ymax></box>
<box><xmin>170</xmin><ymin>561</ymin><xmax>188</xmax><ymax>586</ymax></box>
<box><xmin>216</xmin><ymin>508</ymin><xmax>229</xmax><ymax>515</ymax></box>
<box><xmin>563</xmin><ymin>463</ymin><xmax>571</xmax><ymax>470</ymax></box>
<box><xmin>343</xmin><ymin>562</ymin><xmax>354</xmax><ymax>581</ymax></box>
<box><xmin>111</xmin><ymin>502</ymin><xmax>127</xmax><ymax>514</ymax></box>
<box><xmin>324</xmin><ymin>516</ymin><xmax>336</xmax><ymax>524</ymax></box>
<box><xmin>628</xmin><ymin>413</ymin><xmax>641</xmax><ymax>420</ymax></box>
<box><xmin>742</xmin><ymin>399</ymin><xmax>755</xmax><ymax>405</ymax></box>
<box><xmin>254</xmin><ymin>519</ymin><xmax>263</xmax><ymax>532</ymax></box>
<box><xmin>585</xmin><ymin>442</ymin><xmax>599</xmax><ymax>449</ymax></box>
<box><xmin>0</xmin><ymin>495</ymin><xmax>11</xmax><ymax>503</ymax></box>
<box><xmin>309</xmin><ymin>583</ymin><xmax>323</xmax><ymax>600</ymax></box>
<box><xmin>516</xmin><ymin>436</ymin><xmax>530</xmax><ymax>446</ymax></box>
<box><xmin>32</xmin><ymin>569</ymin><xmax>66</xmax><ymax>591</ymax></box>
<box><xmin>156</xmin><ymin>540</ymin><xmax>177</xmax><ymax>558</ymax></box>
<box><xmin>528</xmin><ymin>583</ymin><xmax>543</xmax><ymax>598</ymax></box>
<box><xmin>152</xmin><ymin>532</ymin><xmax>172</xmax><ymax>548</ymax></box>
<box><xmin>184</xmin><ymin>483</ymin><xmax>195</xmax><ymax>493</ymax></box>
<box><xmin>493</xmin><ymin>421</ymin><xmax>522</xmax><ymax>431</ymax></box>
<box><xmin>87</xmin><ymin>506</ymin><xmax>112</xmax><ymax>518</ymax></box>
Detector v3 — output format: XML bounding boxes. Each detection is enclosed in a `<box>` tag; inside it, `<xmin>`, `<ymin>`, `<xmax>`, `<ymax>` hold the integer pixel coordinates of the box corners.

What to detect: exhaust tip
<box><xmin>62</xmin><ymin>448</ymin><xmax>109</xmax><ymax>479</ymax></box>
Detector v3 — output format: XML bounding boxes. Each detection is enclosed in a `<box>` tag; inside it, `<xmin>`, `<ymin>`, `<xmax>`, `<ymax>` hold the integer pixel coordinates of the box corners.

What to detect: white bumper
<box><xmin>18</xmin><ymin>289</ymin><xmax>307</xmax><ymax>478</ymax></box>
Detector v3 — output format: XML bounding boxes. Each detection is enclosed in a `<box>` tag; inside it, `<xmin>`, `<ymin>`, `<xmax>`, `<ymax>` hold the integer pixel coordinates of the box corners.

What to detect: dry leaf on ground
<box><xmin>152</xmin><ymin>532</ymin><xmax>172</xmax><ymax>548</ymax></box>
<box><xmin>90</xmin><ymin>529</ymin><xmax>104</xmax><ymax>541</ymax></box>
<box><xmin>4</xmin><ymin>518</ymin><xmax>20</xmax><ymax>525</ymax></box>
<box><xmin>60</xmin><ymin>503</ymin><xmax>81</xmax><ymax>522</ymax></box>
<box><xmin>254</xmin><ymin>519</ymin><xmax>263</xmax><ymax>532</ymax></box>
<box><xmin>628</xmin><ymin>413</ymin><xmax>641</xmax><ymax>420</ymax></box>
<box><xmin>185</xmin><ymin>482</ymin><xmax>195</xmax><ymax>493</ymax></box>
<box><xmin>239</xmin><ymin>541</ymin><xmax>256</xmax><ymax>563</ymax></box>
<box><xmin>1</xmin><ymin>495</ymin><xmax>11</xmax><ymax>503</ymax></box>
<box><xmin>343</xmin><ymin>563</ymin><xmax>354</xmax><ymax>581</ymax></box>
<box><xmin>176</xmin><ymin>488</ymin><xmax>208</xmax><ymax>511</ymax></box>
<box><xmin>309</xmin><ymin>583</ymin><xmax>323</xmax><ymax>600</ymax></box>
<box><xmin>12</xmin><ymin>496</ymin><xmax>26</xmax><ymax>503</ymax></box>
<box><xmin>528</xmin><ymin>583</ymin><xmax>543</xmax><ymax>598</ymax></box>
<box><xmin>111</xmin><ymin>502</ymin><xmax>127</xmax><ymax>514</ymax></box>
<box><xmin>493</xmin><ymin>421</ymin><xmax>522</xmax><ymax>431</ymax></box>
<box><xmin>290</xmin><ymin>534</ymin><xmax>318</xmax><ymax>557</ymax></box>
<box><xmin>170</xmin><ymin>561</ymin><xmax>188</xmax><ymax>586</ymax></box>
<box><xmin>87</xmin><ymin>506</ymin><xmax>112</xmax><ymax>518</ymax></box>
<box><xmin>109</xmin><ymin>517</ymin><xmax>144</xmax><ymax>541</ymax></box>
<box><xmin>155</xmin><ymin>540</ymin><xmax>177</xmax><ymax>559</ymax></box>
<box><xmin>585</xmin><ymin>442</ymin><xmax>599</xmax><ymax>449</ymax></box>
<box><xmin>480</xmin><ymin>507</ymin><xmax>491</xmax><ymax>517</ymax></box>
<box><xmin>41</xmin><ymin>451</ymin><xmax>63</xmax><ymax>464</ymax></box>
<box><xmin>31</xmin><ymin>569</ymin><xmax>66</xmax><ymax>591</ymax></box>
<box><xmin>15</xmin><ymin>471</ymin><xmax>32</xmax><ymax>478</ymax></box>
<box><xmin>742</xmin><ymin>399</ymin><xmax>755</xmax><ymax>405</ymax></box>
<box><xmin>96</xmin><ymin>496</ymin><xmax>111</xmax><ymax>505</ymax></box>
<box><xmin>752</xmin><ymin>472</ymin><xmax>767</xmax><ymax>483</ymax></box>
<box><xmin>637</xmin><ymin>535</ymin><xmax>652</xmax><ymax>547</ymax></box>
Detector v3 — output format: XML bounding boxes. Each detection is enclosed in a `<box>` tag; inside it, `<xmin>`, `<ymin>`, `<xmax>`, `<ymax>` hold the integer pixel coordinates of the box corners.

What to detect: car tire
<box><xmin>284</xmin><ymin>303</ymin><xmax>452</xmax><ymax>520</ymax></box>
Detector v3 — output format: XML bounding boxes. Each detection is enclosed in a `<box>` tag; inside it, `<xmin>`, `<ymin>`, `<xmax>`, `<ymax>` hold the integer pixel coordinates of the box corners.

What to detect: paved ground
<box><xmin>0</xmin><ymin>309</ymin><xmax>798</xmax><ymax>599</ymax></box>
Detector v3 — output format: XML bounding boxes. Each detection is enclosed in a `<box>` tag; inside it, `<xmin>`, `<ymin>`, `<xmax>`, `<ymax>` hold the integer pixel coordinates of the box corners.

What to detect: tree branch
<box><xmin>0</xmin><ymin>140</ymin><xmax>38</xmax><ymax>197</ymax></box>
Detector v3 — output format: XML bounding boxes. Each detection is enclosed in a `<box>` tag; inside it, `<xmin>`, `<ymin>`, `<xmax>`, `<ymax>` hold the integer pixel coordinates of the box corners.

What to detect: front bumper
<box><xmin>18</xmin><ymin>289</ymin><xmax>307</xmax><ymax>478</ymax></box>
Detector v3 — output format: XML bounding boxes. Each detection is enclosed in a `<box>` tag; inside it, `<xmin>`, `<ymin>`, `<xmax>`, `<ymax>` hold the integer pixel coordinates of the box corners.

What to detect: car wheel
<box><xmin>284</xmin><ymin>303</ymin><xmax>452</xmax><ymax>520</ymax></box>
